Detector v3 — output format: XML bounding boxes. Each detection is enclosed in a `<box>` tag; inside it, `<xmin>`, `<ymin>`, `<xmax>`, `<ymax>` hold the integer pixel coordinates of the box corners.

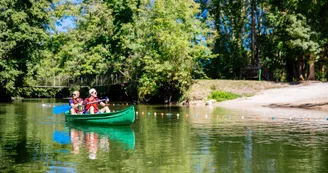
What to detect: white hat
<box><xmin>89</xmin><ymin>88</ymin><xmax>96</xmax><ymax>94</ymax></box>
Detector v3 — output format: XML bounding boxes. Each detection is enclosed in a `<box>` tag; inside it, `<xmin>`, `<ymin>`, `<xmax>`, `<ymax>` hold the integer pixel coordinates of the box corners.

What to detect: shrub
<box><xmin>208</xmin><ymin>90</ymin><xmax>240</xmax><ymax>102</ymax></box>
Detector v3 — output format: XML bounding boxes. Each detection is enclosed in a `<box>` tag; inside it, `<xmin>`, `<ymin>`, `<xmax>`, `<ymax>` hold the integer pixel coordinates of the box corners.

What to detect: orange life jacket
<box><xmin>69</xmin><ymin>98</ymin><xmax>83</xmax><ymax>112</ymax></box>
<box><xmin>69</xmin><ymin>98</ymin><xmax>82</xmax><ymax>105</ymax></box>
<box><xmin>84</xmin><ymin>97</ymin><xmax>99</xmax><ymax>113</ymax></box>
<box><xmin>73</xmin><ymin>98</ymin><xmax>82</xmax><ymax>104</ymax></box>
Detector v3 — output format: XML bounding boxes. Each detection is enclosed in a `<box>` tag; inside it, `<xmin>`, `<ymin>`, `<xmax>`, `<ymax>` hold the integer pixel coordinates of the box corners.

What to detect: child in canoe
<box><xmin>83</xmin><ymin>88</ymin><xmax>110</xmax><ymax>114</ymax></box>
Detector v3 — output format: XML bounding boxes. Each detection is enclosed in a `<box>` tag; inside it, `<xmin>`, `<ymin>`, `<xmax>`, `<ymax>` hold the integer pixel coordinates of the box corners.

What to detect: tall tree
<box><xmin>261</xmin><ymin>0</ymin><xmax>320</xmax><ymax>81</ymax></box>
<box><xmin>250</xmin><ymin>0</ymin><xmax>256</xmax><ymax>65</ymax></box>
<box><xmin>206</xmin><ymin>0</ymin><xmax>248</xmax><ymax>79</ymax></box>
<box><xmin>123</xmin><ymin>0</ymin><xmax>215</xmax><ymax>101</ymax></box>
<box><xmin>0</xmin><ymin>0</ymin><xmax>51</xmax><ymax>98</ymax></box>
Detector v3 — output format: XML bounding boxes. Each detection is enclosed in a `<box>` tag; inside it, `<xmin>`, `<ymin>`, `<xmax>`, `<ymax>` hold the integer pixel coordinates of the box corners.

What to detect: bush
<box><xmin>208</xmin><ymin>90</ymin><xmax>240</xmax><ymax>102</ymax></box>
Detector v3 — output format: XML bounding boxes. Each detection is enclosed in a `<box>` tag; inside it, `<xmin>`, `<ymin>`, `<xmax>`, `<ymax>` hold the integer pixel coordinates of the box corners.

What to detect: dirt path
<box><xmin>217</xmin><ymin>82</ymin><xmax>328</xmax><ymax>111</ymax></box>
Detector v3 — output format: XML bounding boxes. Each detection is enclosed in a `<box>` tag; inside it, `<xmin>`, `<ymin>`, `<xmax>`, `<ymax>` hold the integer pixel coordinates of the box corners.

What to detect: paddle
<box><xmin>52</xmin><ymin>105</ymin><xmax>72</xmax><ymax>115</ymax></box>
<box><xmin>52</xmin><ymin>98</ymin><xmax>108</xmax><ymax>114</ymax></box>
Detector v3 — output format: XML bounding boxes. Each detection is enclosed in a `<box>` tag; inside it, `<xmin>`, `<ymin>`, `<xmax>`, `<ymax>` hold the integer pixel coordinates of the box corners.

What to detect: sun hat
<box><xmin>89</xmin><ymin>88</ymin><xmax>96</xmax><ymax>94</ymax></box>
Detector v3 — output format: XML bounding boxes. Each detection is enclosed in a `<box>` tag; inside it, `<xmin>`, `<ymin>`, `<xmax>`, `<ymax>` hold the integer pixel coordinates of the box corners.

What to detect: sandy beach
<box><xmin>217</xmin><ymin>82</ymin><xmax>328</xmax><ymax>111</ymax></box>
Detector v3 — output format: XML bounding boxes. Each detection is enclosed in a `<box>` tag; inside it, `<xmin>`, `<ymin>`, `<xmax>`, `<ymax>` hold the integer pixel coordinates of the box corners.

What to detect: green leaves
<box><xmin>122</xmin><ymin>0</ymin><xmax>214</xmax><ymax>100</ymax></box>
<box><xmin>0</xmin><ymin>0</ymin><xmax>51</xmax><ymax>93</ymax></box>
<box><xmin>3</xmin><ymin>0</ymin><xmax>328</xmax><ymax>100</ymax></box>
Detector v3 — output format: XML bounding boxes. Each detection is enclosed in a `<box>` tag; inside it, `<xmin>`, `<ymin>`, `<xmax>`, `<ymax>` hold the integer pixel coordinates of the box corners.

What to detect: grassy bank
<box><xmin>184</xmin><ymin>80</ymin><xmax>290</xmax><ymax>103</ymax></box>
<box><xmin>208</xmin><ymin>90</ymin><xmax>241</xmax><ymax>102</ymax></box>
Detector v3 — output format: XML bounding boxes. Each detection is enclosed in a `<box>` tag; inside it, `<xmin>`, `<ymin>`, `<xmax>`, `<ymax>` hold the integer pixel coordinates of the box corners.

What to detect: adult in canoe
<box><xmin>83</xmin><ymin>88</ymin><xmax>110</xmax><ymax>114</ymax></box>
<box><xmin>69</xmin><ymin>91</ymin><xmax>83</xmax><ymax>114</ymax></box>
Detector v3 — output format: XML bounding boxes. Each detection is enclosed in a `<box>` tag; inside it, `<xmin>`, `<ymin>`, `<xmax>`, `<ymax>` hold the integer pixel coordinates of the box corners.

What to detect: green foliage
<box><xmin>205</xmin><ymin>0</ymin><xmax>249</xmax><ymax>79</ymax></box>
<box><xmin>2</xmin><ymin>0</ymin><xmax>328</xmax><ymax>101</ymax></box>
<box><xmin>16</xmin><ymin>87</ymin><xmax>61</xmax><ymax>98</ymax></box>
<box><xmin>0</xmin><ymin>0</ymin><xmax>51</xmax><ymax>94</ymax></box>
<box><xmin>122</xmin><ymin>0</ymin><xmax>215</xmax><ymax>100</ymax></box>
<box><xmin>208</xmin><ymin>90</ymin><xmax>240</xmax><ymax>102</ymax></box>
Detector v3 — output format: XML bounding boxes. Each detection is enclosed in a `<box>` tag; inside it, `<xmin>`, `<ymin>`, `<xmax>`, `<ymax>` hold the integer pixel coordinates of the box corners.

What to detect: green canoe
<box><xmin>65</xmin><ymin>105</ymin><xmax>135</xmax><ymax>126</ymax></box>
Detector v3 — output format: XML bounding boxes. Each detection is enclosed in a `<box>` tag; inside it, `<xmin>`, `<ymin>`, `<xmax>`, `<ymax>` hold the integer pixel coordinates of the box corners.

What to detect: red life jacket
<box><xmin>84</xmin><ymin>97</ymin><xmax>99</xmax><ymax>113</ymax></box>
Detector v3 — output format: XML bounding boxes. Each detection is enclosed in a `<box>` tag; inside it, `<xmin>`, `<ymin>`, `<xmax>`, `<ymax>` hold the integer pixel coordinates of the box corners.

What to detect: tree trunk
<box><xmin>308</xmin><ymin>55</ymin><xmax>316</xmax><ymax>80</ymax></box>
<box><xmin>0</xmin><ymin>87</ymin><xmax>12</xmax><ymax>102</ymax></box>
<box><xmin>302</xmin><ymin>56</ymin><xmax>306</xmax><ymax>79</ymax></box>
<box><xmin>322</xmin><ymin>63</ymin><xmax>326</xmax><ymax>81</ymax></box>
<box><xmin>256</xmin><ymin>0</ymin><xmax>261</xmax><ymax>66</ymax></box>
<box><xmin>251</xmin><ymin>0</ymin><xmax>256</xmax><ymax>65</ymax></box>
<box><xmin>298</xmin><ymin>56</ymin><xmax>304</xmax><ymax>81</ymax></box>
<box><xmin>292</xmin><ymin>63</ymin><xmax>298</xmax><ymax>81</ymax></box>
<box><xmin>321</xmin><ymin>46</ymin><xmax>327</xmax><ymax>81</ymax></box>
<box><xmin>286</xmin><ymin>58</ymin><xmax>294</xmax><ymax>81</ymax></box>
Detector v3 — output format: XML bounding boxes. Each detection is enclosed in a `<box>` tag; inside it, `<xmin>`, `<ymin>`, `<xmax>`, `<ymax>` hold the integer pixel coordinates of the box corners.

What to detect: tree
<box><xmin>123</xmin><ymin>0</ymin><xmax>215</xmax><ymax>101</ymax></box>
<box><xmin>35</xmin><ymin>0</ymin><xmax>117</xmax><ymax>86</ymax></box>
<box><xmin>261</xmin><ymin>1</ymin><xmax>320</xmax><ymax>81</ymax></box>
<box><xmin>0</xmin><ymin>0</ymin><xmax>51</xmax><ymax>99</ymax></box>
<box><xmin>205</xmin><ymin>0</ymin><xmax>250</xmax><ymax>79</ymax></box>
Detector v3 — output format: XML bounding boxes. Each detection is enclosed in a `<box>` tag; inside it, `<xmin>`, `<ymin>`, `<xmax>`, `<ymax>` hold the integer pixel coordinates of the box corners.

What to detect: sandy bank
<box><xmin>187</xmin><ymin>80</ymin><xmax>290</xmax><ymax>101</ymax></box>
<box><xmin>217</xmin><ymin>82</ymin><xmax>328</xmax><ymax>111</ymax></box>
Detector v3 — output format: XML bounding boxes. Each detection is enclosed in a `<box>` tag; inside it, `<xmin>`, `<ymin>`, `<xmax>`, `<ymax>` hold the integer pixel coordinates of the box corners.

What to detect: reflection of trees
<box><xmin>1</xmin><ymin>103</ymin><xmax>31</xmax><ymax>165</ymax></box>
<box><xmin>243</xmin><ymin>130</ymin><xmax>253</xmax><ymax>173</ymax></box>
<box><xmin>117</xmin><ymin>105</ymin><xmax>193</xmax><ymax>172</ymax></box>
<box><xmin>1</xmin><ymin>103</ymin><xmax>328</xmax><ymax>172</ymax></box>
<box><xmin>13</xmin><ymin>102</ymin><xmax>29</xmax><ymax>163</ymax></box>
<box><xmin>0</xmin><ymin>103</ymin><xmax>47</xmax><ymax>172</ymax></box>
<box><xmin>184</xmin><ymin>105</ymin><xmax>328</xmax><ymax>173</ymax></box>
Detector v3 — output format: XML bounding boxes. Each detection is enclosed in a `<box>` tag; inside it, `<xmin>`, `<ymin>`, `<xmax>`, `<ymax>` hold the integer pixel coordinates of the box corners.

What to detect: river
<box><xmin>0</xmin><ymin>99</ymin><xmax>328</xmax><ymax>172</ymax></box>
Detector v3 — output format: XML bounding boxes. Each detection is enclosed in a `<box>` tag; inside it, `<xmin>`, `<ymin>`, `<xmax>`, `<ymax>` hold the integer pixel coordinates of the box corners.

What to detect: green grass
<box><xmin>208</xmin><ymin>90</ymin><xmax>240</xmax><ymax>102</ymax></box>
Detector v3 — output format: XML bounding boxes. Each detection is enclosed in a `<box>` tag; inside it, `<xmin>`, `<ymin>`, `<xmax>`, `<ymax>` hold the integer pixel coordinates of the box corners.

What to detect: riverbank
<box><xmin>186</xmin><ymin>80</ymin><xmax>328</xmax><ymax>111</ymax></box>
<box><xmin>218</xmin><ymin>82</ymin><xmax>328</xmax><ymax>111</ymax></box>
<box><xmin>185</xmin><ymin>79</ymin><xmax>290</xmax><ymax>105</ymax></box>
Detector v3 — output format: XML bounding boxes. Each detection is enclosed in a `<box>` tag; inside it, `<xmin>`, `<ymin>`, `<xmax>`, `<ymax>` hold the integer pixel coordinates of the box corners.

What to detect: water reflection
<box><xmin>2</xmin><ymin>101</ymin><xmax>328</xmax><ymax>172</ymax></box>
<box><xmin>70</xmin><ymin>129</ymin><xmax>102</xmax><ymax>159</ymax></box>
<box><xmin>67</xmin><ymin>124</ymin><xmax>135</xmax><ymax>160</ymax></box>
<box><xmin>243</xmin><ymin>129</ymin><xmax>252</xmax><ymax>173</ymax></box>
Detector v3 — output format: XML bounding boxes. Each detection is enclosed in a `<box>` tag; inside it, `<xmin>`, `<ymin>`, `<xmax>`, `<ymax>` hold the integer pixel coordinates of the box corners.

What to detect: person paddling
<box><xmin>83</xmin><ymin>88</ymin><xmax>110</xmax><ymax>114</ymax></box>
<box><xmin>69</xmin><ymin>91</ymin><xmax>83</xmax><ymax>114</ymax></box>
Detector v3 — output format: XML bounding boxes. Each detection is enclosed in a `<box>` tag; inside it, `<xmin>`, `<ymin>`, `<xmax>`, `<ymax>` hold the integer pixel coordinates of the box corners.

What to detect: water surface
<box><xmin>1</xmin><ymin>99</ymin><xmax>328</xmax><ymax>172</ymax></box>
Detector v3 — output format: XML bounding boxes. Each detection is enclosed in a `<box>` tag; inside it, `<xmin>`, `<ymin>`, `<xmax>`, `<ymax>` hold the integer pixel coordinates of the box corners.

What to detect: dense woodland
<box><xmin>1</xmin><ymin>0</ymin><xmax>328</xmax><ymax>101</ymax></box>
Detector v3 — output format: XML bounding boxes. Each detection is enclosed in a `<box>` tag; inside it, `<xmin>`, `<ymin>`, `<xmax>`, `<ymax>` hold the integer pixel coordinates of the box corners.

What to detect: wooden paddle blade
<box><xmin>52</xmin><ymin>105</ymin><xmax>72</xmax><ymax>114</ymax></box>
